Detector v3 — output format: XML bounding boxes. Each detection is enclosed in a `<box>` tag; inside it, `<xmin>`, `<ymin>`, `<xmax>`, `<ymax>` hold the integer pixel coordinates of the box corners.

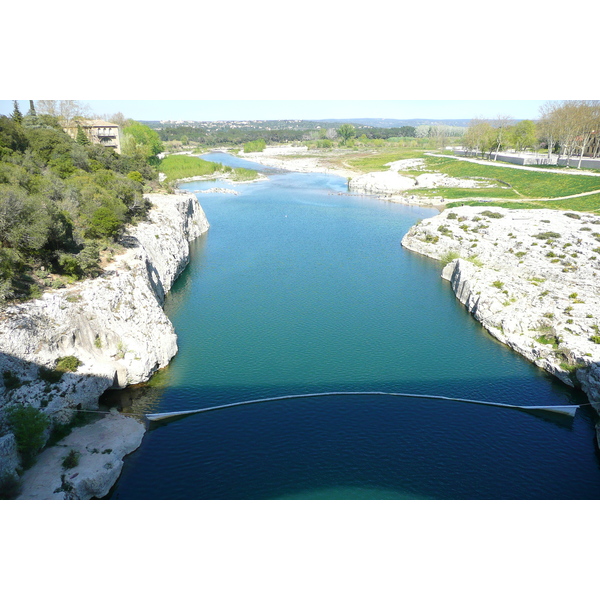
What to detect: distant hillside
<box><xmin>317</xmin><ymin>118</ymin><xmax>473</xmax><ymax>128</ymax></box>
<box><xmin>140</xmin><ymin>118</ymin><xmax>473</xmax><ymax>130</ymax></box>
<box><xmin>141</xmin><ymin>120</ymin><xmax>347</xmax><ymax>131</ymax></box>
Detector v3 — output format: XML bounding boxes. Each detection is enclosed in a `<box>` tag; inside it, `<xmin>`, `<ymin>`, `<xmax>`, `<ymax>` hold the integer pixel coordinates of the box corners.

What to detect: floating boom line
<box><xmin>145</xmin><ymin>391</ymin><xmax>580</xmax><ymax>422</ymax></box>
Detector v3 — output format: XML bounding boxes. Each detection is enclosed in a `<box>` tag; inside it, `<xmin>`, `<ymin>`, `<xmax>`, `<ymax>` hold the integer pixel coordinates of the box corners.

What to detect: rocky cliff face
<box><xmin>402</xmin><ymin>206</ymin><xmax>600</xmax><ymax>422</ymax></box>
<box><xmin>0</xmin><ymin>193</ymin><xmax>209</xmax><ymax>489</ymax></box>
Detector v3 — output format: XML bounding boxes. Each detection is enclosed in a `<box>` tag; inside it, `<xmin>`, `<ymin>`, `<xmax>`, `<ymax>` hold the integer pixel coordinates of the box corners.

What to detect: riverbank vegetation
<box><xmin>0</xmin><ymin>102</ymin><xmax>162</xmax><ymax>304</ymax></box>
<box><xmin>159</xmin><ymin>154</ymin><xmax>259</xmax><ymax>183</ymax></box>
<box><xmin>243</xmin><ymin>139</ymin><xmax>266</xmax><ymax>153</ymax></box>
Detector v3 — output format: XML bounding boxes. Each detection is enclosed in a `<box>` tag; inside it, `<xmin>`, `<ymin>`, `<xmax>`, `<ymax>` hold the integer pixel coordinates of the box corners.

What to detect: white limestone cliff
<box><xmin>401</xmin><ymin>206</ymin><xmax>600</xmax><ymax>426</ymax></box>
<box><xmin>0</xmin><ymin>192</ymin><xmax>209</xmax><ymax>493</ymax></box>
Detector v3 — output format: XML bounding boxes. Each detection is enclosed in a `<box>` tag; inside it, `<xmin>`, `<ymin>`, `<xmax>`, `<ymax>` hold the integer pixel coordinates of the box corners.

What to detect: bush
<box><xmin>243</xmin><ymin>139</ymin><xmax>266</xmax><ymax>153</ymax></box>
<box><xmin>6</xmin><ymin>405</ymin><xmax>49</xmax><ymax>466</ymax></box>
<box><xmin>55</xmin><ymin>356</ymin><xmax>81</xmax><ymax>372</ymax></box>
<box><xmin>2</xmin><ymin>370</ymin><xmax>22</xmax><ymax>390</ymax></box>
<box><xmin>39</xmin><ymin>355</ymin><xmax>81</xmax><ymax>383</ymax></box>
<box><xmin>422</xmin><ymin>233</ymin><xmax>439</xmax><ymax>244</ymax></box>
<box><xmin>127</xmin><ymin>170</ymin><xmax>144</xmax><ymax>183</ymax></box>
<box><xmin>0</xmin><ymin>472</ymin><xmax>21</xmax><ymax>500</ymax></box>
<box><xmin>62</xmin><ymin>449</ymin><xmax>80</xmax><ymax>470</ymax></box>
<box><xmin>39</xmin><ymin>365</ymin><xmax>62</xmax><ymax>383</ymax></box>
<box><xmin>534</xmin><ymin>231</ymin><xmax>561</xmax><ymax>240</ymax></box>
<box><xmin>86</xmin><ymin>206</ymin><xmax>122</xmax><ymax>240</ymax></box>
<box><xmin>441</xmin><ymin>250</ymin><xmax>460</xmax><ymax>265</ymax></box>
<box><xmin>315</xmin><ymin>139</ymin><xmax>333</xmax><ymax>148</ymax></box>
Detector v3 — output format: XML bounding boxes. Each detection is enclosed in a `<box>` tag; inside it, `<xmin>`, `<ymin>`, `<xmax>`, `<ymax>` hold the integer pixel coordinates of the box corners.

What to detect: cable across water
<box><xmin>144</xmin><ymin>390</ymin><xmax>582</xmax><ymax>422</ymax></box>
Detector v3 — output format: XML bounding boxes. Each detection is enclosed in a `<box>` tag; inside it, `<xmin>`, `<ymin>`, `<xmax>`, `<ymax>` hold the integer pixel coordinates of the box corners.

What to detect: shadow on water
<box><xmin>103</xmin><ymin>372</ymin><xmax>600</xmax><ymax>500</ymax></box>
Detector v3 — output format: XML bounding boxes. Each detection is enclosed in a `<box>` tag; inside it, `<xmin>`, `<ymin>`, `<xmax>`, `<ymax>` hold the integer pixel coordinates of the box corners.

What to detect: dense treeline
<box><xmin>157</xmin><ymin>125</ymin><xmax>308</xmax><ymax>145</ymax></box>
<box><xmin>463</xmin><ymin>117</ymin><xmax>538</xmax><ymax>159</ymax></box>
<box><xmin>155</xmin><ymin>124</ymin><xmax>419</xmax><ymax>146</ymax></box>
<box><xmin>0</xmin><ymin>105</ymin><xmax>158</xmax><ymax>303</ymax></box>
<box><xmin>360</xmin><ymin>126</ymin><xmax>416</xmax><ymax>139</ymax></box>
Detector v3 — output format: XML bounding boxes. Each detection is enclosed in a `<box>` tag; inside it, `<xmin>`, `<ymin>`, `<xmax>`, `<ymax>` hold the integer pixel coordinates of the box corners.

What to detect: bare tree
<box><xmin>538</xmin><ymin>101</ymin><xmax>560</xmax><ymax>161</ymax></box>
<box><xmin>35</xmin><ymin>100</ymin><xmax>91</xmax><ymax>126</ymax></box>
<box><xmin>539</xmin><ymin>100</ymin><xmax>600</xmax><ymax>167</ymax></box>
<box><xmin>35</xmin><ymin>100</ymin><xmax>59</xmax><ymax>116</ymax></box>
<box><xmin>491</xmin><ymin>115</ymin><xmax>514</xmax><ymax>160</ymax></box>
<box><xmin>59</xmin><ymin>100</ymin><xmax>91</xmax><ymax>126</ymax></box>
<box><xmin>464</xmin><ymin>118</ymin><xmax>494</xmax><ymax>157</ymax></box>
<box><xmin>574</xmin><ymin>101</ymin><xmax>600</xmax><ymax>167</ymax></box>
<box><xmin>108</xmin><ymin>112</ymin><xmax>127</xmax><ymax>127</ymax></box>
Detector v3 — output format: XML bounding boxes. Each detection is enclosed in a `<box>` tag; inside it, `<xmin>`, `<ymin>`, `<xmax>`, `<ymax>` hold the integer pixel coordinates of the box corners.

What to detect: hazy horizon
<box><xmin>0</xmin><ymin>99</ymin><xmax>548</xmax><ymax>123</ymax></box>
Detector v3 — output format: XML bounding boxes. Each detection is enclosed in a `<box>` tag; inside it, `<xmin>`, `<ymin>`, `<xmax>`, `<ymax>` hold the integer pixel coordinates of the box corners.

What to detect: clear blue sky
<box><xmin>0</xmin><ymin>99</ymin><xmax>548</xmax><ymax>122</ymax></box>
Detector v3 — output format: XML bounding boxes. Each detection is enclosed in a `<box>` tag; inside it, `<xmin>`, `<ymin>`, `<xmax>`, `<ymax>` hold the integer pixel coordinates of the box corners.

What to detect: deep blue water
<box><xmin>106</xmin><ymin>152</ymin><xmax>600</xmax><ymax>499</ymax></box>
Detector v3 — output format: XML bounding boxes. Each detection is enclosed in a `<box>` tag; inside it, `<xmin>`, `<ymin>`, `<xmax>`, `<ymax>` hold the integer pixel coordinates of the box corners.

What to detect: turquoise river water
<box><xmin>105</xmin><ymin>152</ymin><xmax>600</xmax><ymax>499</ymax></box>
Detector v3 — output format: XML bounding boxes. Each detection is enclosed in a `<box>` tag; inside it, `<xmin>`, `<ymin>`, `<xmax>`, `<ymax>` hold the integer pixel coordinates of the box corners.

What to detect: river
<box><xmin>106</xmin><ymin>152</ymin><xmax>600</xmax><ymax>499</ymax></box>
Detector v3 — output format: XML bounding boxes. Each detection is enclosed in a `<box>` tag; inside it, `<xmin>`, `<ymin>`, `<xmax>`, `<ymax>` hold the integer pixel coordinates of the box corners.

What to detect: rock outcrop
<box><xmin>349</xmin><ymin>170</ymin><xmax>418</xmax><ymax>195</ymax></box>
<box><xmin>17</xmin><ymin>412</ymin><xmax>145</xmax><ymax>500</ymax></box>
<box><xmin>0</xmin><ymin>193</ymin><xmax>209</xmax><ymax>490</ymax></box>
<box><xmin>402</xmin><ymin>206</ymin><xmax>600</xmax><ymax>420</ymax></box>
<box><xmin>348</xmin><ymin>158</ymin><xmax>500</xmax><ymax>205</ymax></box>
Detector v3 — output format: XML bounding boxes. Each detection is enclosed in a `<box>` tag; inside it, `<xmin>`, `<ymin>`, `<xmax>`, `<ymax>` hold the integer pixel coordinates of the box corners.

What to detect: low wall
<box><xmin>453</xmin><ymin>150</ymin><xmax>556</xmax><ymax>165</ymax></box>
<box><xmin>453</xmin><ymin>149</ymin><xmax>600</xmax><ymax>170</ymax></box>
<box><xmin>557</xmin><ymin>157</ymin><xmax>600</xmax><ymax>170</ymax></box>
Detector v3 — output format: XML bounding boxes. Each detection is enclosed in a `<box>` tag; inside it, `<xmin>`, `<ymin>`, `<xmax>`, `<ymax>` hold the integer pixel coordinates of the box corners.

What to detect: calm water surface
<box><xmin>106</xmin><ymin>152</ymin><xmax>600</xmax><ymax>499</ymax></box>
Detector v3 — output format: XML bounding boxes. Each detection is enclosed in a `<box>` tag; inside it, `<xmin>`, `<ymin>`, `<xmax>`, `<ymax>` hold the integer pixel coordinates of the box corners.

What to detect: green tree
<box><xmin>0</xmin><ymin>186</ymin><xmax>51</xmax><ymax>253</ymax></box>
<box><xmin>122</xmin><ymin>120</ymin><xmax>164</xmax><ymax>165</ymax></box>
<box><xmin>243</xmin><ymin>139</ymin><xmax>266</xmax><ymax>153</ymax></box>
<box><xmin>24</xmin><ymin>126</ymin><xmax>73</xmax><ymax>163</ymax></box>
<box><xmin>337</xmin><ymin>123</ymin><xmax>356</xmax><ymax>145</ymax></box>
<box><xmin>7</xmin><ymin>404</ymin><xmax>50</xmax><ymax>466</ymax></box>
<box><xmin>11</xmin><ymin>101</ymin><xmax>23</xmax><ymax>124</ymax></box>
<box><xmin>510</xmin><ymin>120</ymin><xmax>538</xmax><ymax>152</ymax></box>
<box><xmin>0</xmin><ymin>116</ymin><xmax>28</xmax><ymax>154</ymax></box>
<box><xmin>76</xmin><ymin>125</ymin><xmax>90</xmax><ymax>146</ymax></box>
<box><xmin>127</xmin><ymin>170</ymin><xmax>143</xmax><ymax>184</ymax></box>
<box><xmin>86</xmin><ymin>206</ymin><xmax>122</xmax><ymax>239</ymax></box>
<box><xmin>464</xmin><ymin>119</ymin><xmax>495</xmax><ymax>157</ymax></box>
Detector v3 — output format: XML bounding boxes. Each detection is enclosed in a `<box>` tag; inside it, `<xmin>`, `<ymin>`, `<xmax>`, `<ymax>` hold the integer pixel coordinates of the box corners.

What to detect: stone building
<box><xmin>64</xmin><ymin>119</ymin><xmax>121</xmax><ymax>153</ymax></box>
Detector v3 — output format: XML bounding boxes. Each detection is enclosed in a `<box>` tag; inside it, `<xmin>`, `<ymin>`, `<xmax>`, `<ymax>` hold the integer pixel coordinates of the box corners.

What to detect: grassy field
<box><xmin>412</xmin><ymin>187</ymin><xmax>521</xmax><ymax>201</ymax></box>
<box><xmin>159</xmin><ymin>155</ymin><xmax>258</xmax><ymax>182</ymax></box>
<box><xmin>337</xmin><ymin>147</ymin><xmax>600</xmax><ymax>212</ymax></box>
<box><xmin>345</xmin><ymin>148</ymin><xmax>432</xmax><ymax>173</ymax></box>
<box><xmin>447</xmin><ymin>193</ymin><xmax>600</xmax><ymax>213</ymax></box>
<box><xmin>424</xmin><ymin>156</ymin><xmax>600</xmax><ymax>199</ymax></box>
